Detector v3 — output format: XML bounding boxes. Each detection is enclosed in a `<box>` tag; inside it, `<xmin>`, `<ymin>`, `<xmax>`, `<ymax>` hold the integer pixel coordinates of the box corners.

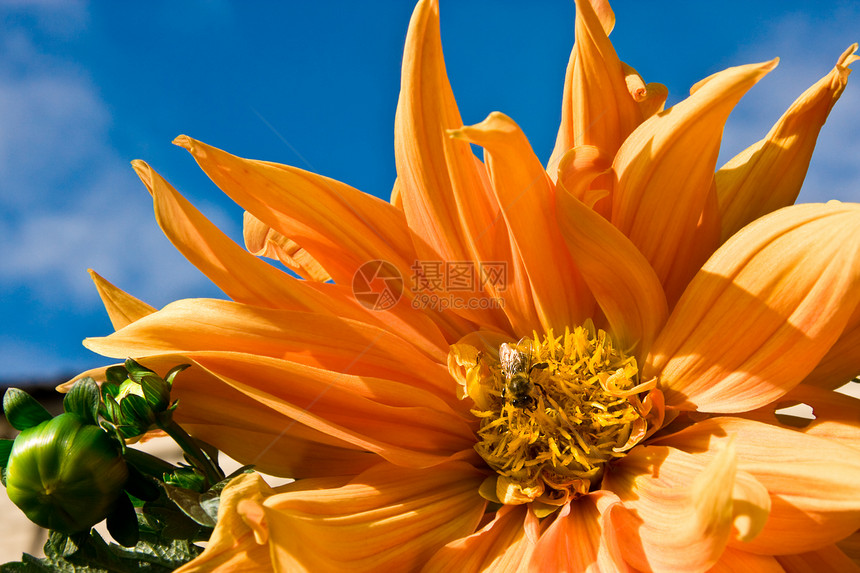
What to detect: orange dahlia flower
<box><xmin>73</xmin><ymin>0</ymin><xmax>860</xmax><ymax>571</ymax></box>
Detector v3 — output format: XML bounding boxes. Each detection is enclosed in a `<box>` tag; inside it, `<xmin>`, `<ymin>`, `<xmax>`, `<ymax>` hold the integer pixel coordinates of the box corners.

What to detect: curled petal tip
<box><xmin>130</xmin><ymin>160</ymin><xmax>153</xmax><ymax>191</ymax></box>
<box><xmin>172</xmin><ymin>134</ymin><xmax>194</xmax><ymax>151</ymax></box>
<box><xmin>839</xmin><ymin>43</ymin><xmax>859</xmax><ymax>67</ymax></box>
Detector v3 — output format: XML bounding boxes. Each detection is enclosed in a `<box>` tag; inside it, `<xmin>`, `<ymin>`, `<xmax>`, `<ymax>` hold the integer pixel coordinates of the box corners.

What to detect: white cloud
<box><xmin>0</xmin><ymin>23</ymin><xmax>221</xmax><ymax>311</ymax></box>
<box><xmin>718</xmin><ymin>5</ymin><xmax>860</xmax><ymax>204</ymax></box>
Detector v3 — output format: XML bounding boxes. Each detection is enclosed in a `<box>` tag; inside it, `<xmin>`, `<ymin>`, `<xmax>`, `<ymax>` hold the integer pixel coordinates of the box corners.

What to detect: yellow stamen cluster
<box><xmin>471</xmin><ymin>323</ymin><xmax>654</xmax><ymax>506</ymax></box>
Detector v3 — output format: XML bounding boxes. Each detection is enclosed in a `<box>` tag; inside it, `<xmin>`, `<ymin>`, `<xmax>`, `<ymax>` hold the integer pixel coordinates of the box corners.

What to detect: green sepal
<box><xmin>104</xmin><ymin>365</ymin><xmax>129</xmax><ymax>390</ymax></box>
<box><xmin>163</xmin><ymin>364</ymin><xmax>190</xmax><ymax>388</ymax></box>
<box><xmin>2</xmin><ymin>388</ymin><xmax>52</xmax><ymax>431</ymax></box>
<box><xmin>106</xmin><ymin>492</ymin><xmax>139</xmax><ymax>547</ymax></box>
<box><xmin>63</xmin><ymin>378</ymin><xmax>100</xmax><ymax>426</ymax></box>
<box><xmin>0</xmin><ymin>438</ymin><xmax>13</xmax><ymax>468</ymax></box>
<box><xmin>103</xmin><ymin>393</ymin><xmax>121</xmax><ymax>425</ymax></box>
<box><xmin>1</xmin><ymin>466</ymin><xmax>7</xmax><ymax>487</ymax></box>
<box><xmin>119</xmin><ymin>394</ymin><xmax>154</xmax><ymax>432</ymax></box>
<box><xmin>140</xmin><ymin>375</ymin><xmax>170</xmax><ymax>411</ymax></box>
<box><xmin>124</xmin><ymin>359</ymin><xmax>155</xmax><ymax>383</ymax></box>
<box><xmin>100</xmin><ymin>421</ymin><xmax>127</xmax><ymax>455</ymax></box>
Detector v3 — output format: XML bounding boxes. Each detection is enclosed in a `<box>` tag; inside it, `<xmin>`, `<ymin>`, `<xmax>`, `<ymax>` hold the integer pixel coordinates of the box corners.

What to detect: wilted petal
<box><xmin>611</xmin><ymin>60</ymin><xmax>777</xmax><ymax>302</ymax></box>
<box><xmin>423</xmin><ymin>505</ymin><xmax>535</xmax><ymax>573</ymax></box>
<box><xmin>87</xmin><ymin>269</ymin><xmax>155</xmax><ymax>331</ymax></box>
<box><xmin>263</xmin><ymin>461</ymin><xmax>486</xmax><ymax>572</ymax></box>
<box><xmin>658</xmin><ymin>417</ymin><xmax>860</xmax><ymax>554</ymax></box>
<box><xmin>603</xmin><ymin>444</ymin><xmax>769</xmax><ymax>573</ymax></box>
<box><xmin>454</xmin><ymin>112</ymin><xmax>594</xmax><ymax>333</ymax></box>
<box><xmin>716</xmin><ymin>44</ymin><xmax>859</xmax><ymax>242</ymax></box>
<box><xmin>646</xmin><ymin>202</ymin><xmax>860</xmax><ymax>413</ymax></box>
<box><xmin>243</xmin><ymin>211</ymin><xmax>330</xmax><ymax>282</ymax></box>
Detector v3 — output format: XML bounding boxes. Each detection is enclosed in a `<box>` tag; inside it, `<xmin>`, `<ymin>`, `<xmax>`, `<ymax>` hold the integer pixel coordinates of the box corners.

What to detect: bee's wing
<box><xmin>499</xmin><ymin>342</ymin><xmax>528</xmax><ymax>376</ymax></box>
<box><xmin>515</xmin><ymin>337</ymin><xmax>534</xmax><ymax>354</ymax></box>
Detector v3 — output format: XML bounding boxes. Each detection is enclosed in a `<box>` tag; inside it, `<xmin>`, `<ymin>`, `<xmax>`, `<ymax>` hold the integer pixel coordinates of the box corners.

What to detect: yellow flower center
<box><xmin>457</xmin><ymin>322</ymin><xmax>656</xmax><ymax>508</ymax></box>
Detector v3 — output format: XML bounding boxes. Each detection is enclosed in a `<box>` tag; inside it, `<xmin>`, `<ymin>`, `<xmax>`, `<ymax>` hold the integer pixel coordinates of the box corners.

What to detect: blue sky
<box><xmin>1</xmin><ymin>0</ymin><xmax>859</xmax><ymax>382</ymax></box>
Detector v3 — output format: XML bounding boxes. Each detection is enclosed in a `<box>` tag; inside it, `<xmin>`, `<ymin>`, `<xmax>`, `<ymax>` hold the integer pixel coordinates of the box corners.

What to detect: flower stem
<box><xmin>156</xmin><ymin>419</ymin><xmax>224</xmax><ymax>487</ymax></box>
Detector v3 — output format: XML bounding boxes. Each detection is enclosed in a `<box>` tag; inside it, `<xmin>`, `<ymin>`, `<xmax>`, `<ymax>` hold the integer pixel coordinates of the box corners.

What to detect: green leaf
<box><xmin>63</xmin><ymin>379</ymin><xmax>100</xmax><ymax>426</ymax></box>
<box><xmin>162</xmin><ymin>483</ymin><xmax>217</xmax><ymax>528</ymax></box>
<box><xmin>0</xmin><ymin>438</ymin><xmax>13</xmax><ymax>468</ymax></box>
<box><xmin>3</xmin><ymin>388</ymin><xmax>52</xmax><ymax>431</ymax></box>
<box><xmin>0</xmin><ymin>528</ymin><xmax>202</xmax><ymax>572</ymax></box>
<box><xmin>139</xmin><ymin>375</ymin><xmax>169</xmax><ymax>411</ymax></box>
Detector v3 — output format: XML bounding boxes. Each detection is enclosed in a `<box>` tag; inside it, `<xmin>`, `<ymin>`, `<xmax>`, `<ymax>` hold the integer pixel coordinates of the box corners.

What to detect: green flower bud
<box><xmin>5</xmin><ymin>413</ymin><xmax>128</xmax><ymax>534</ymax></box>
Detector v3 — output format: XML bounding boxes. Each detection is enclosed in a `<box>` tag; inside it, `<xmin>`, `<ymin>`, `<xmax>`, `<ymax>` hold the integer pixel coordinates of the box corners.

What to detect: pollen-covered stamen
<box><xmin>462</xmin><ymin>322</ymin><xmax>655</xmax><ymax>507</ymax></box>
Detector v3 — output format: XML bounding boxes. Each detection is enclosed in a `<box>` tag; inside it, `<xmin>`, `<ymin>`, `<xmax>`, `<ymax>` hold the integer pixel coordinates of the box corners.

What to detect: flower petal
<box><xmin>132</xmin><ymin>160</ymin><xmax>458</xmax><ymax>356</ymax></box>
<box><xmin>556</xmin><ymin>185</ymin><xmax>668</xmax><ymax>355</ymax></box>
<box><xmin>423</xmin><ymin>505</ymin><xmax>535</xmax><ymax>573</ymax></box>
<box><xmin>243</xmin><ymin>211</ymin><xmax>330</xmax><ymax>282</ymax></box>
<box><xmin>548</xmin><ymin>0</ymin><xmax>644</xmax><ymax>178</ymax></box>
<box><xmin>707</xmin><ymin>547</ymin><xmax>783</xmax><ymax>572</ymax></box>
<box><xmin>120</xmin><ymin>354</ymin><xmax>378</xmax><ymax>478</ymax></box>
<box><xmin>530</xmin><ymin>493</ymin><xmax>634</xmax><ymax>573</ymax></box>
<box><xmin>802</xmin><ymin>302</ymin><xmax>860</xmax><ymax>390</ymax></box>
<box><xmin>657</xmin><ymin>417</ymin><xmax>860</xmax><ymax>554</ymax></box>
<box><xmin>87</xmin><ymin>269</ymin><xmax>155</xmax><ymax>330</ymax></box>
<box><xmin>175</xmin><ymin>473</ymin><xmax>278</xmax><ymax>572</ymax></box>
<box><xmin>132</xmin><ymin>160</ymin><xmax>348</xmax><ymax>313</ymax></box>
<box><xmin>394</xmin><ymin>0</ymin><xmax>511</xmax><ymax>331</ymax></box>
<box><xmin>775</xmin><ymin>544</ymin><xmax>860</xmax><ymax>572</ymax></box>
<box><xmin>716</xmin><ymin>44</ymin><xmax>859</xmax><ymax>242</ymax></box>
<box><xmin>611</xmin><ymin>60</ymin><xmax>777</xmax><ymax>303</ymax></box>
<box><xmin>173</xmin><ymin>136</ymin><xmax>415</xmax><ymax>286</ymax></box>
<box><xmin>603</xmin><ymin>444</ymin><xmax>769</xmax><ymax>572</ymax></box>
<box><xmin>185</xmin><ymin>351</ymin><xmax>476</xmax><ymax>469</ymax></box>
<box><xmin>454</xmin><ymin>112</ymin><xmax>594</xmax><ymax>333</ymax></box>
<box><xmin>742</xmin><ymin>384</ymin><xmax>860</xmax><ymax>453</ymax></box>
<box><xmin>83</xmin><ymin>298</ymin><xmax>459</xmax><ymax>407</ymax></box>
<box><xmin>646</xmin><ymin>202</ymin><xmax>860</xmax><ymax>413</ymax></box>
<box><xmin>262</xmin><ymin>461</ymin><xmax>486</xmax><ymax>572</ymax></box>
